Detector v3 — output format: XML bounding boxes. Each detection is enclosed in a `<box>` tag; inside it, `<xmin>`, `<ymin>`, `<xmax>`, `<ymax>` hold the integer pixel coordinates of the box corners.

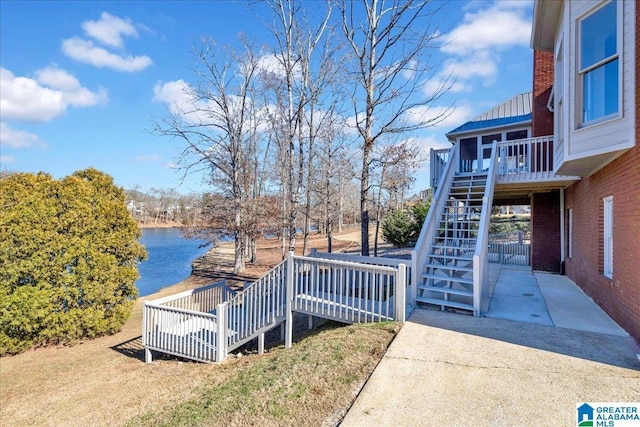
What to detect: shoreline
<box><xmin>142</xmin><ymin>227</ymin><xmax>368</xmax><ymax>300</ymax></box>
<box><xmin>137</xmin><ymin>221</ymin><xmax>183</xmax><ymax>229</ymax></box>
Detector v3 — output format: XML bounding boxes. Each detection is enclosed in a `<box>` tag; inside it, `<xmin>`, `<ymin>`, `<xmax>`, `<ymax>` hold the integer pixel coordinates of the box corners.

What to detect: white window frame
<box><xmin>576</xmin><ymin>0</ymin><xmax>621</xmax><ymax>128</ymax></box>
<box><xmin>603</xmin><ymin>195</ymin><xmax>613</xmax><ymax>278</ymax></box>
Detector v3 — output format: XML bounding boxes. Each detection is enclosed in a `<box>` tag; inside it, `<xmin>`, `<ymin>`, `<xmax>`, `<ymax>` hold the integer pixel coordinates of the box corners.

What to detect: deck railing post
<box><xmin>142</xmin><ymin>302</ymin><xmax>153</xmax><ymax>363</ymax></box>
<box><xmin>409</xmin><ymin>254</ymin><xmax>417</xmax><ymax>307</ymax></box>
<box><xmin>215</xmin><ymin>302</ymin><xmax>227</xmax><ymax>363</ymax></box>
<box><xmin>396</xmin><ymin>264</ymin><xmax>406</xmax><ymax>323</ymax></box>
<box><xmin>285</xmin><ymin>251</ymin><xmax>294</xmax><ymax>349</ymax></box>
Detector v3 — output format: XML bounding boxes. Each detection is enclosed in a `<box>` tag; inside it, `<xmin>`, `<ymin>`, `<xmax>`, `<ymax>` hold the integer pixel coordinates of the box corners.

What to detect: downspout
<box><xmin>559</xmin><ymin>188</ymin><xmax>565</xmax><ymax>274</ymax></box>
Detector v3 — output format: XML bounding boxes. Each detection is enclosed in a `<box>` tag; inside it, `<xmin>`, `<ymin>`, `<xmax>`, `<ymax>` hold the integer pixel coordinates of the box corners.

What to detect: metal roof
<box><xmin>447</xmin><ymin>92</ymin><xmax>532</xmax><ymax>137</ymax></box>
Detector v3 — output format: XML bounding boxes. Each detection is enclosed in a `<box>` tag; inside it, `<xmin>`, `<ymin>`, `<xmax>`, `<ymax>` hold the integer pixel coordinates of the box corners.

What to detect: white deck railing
<box><xmin>142</xmin><ymin>281</ymin><xmax>235</xmax><ymax>363</ymax></box>
<box><xmin>430</xmin><ymin>147</ymin><xmax>452</xmax><ymax>188</ymax></box>
<box><xmin>308</xmin><ymin>249</ymin><xmax>413</xmax><ymax>308</ymax></box>
<box><xmin>431</xmin><ymin>136</ymin><xmax>565</xmax><ymax>187</ymax></box>
<box><xmin>221</xmin><ymin>260</ymin><xmax>288</xmax><ymax>360</ymax></box>
<box><xmin>413</xmin><ymin>144</ymin><xmax>457</xmax><ymax>297</ymax></box>
<box><xmin>473</xmin><ymin>140</ymin><xmax>498</xmax><ymax>316</ymax></box>
<box><xmin>292</xmin><ymin>254</ymin><xmax>406</xmax><ymax>324</ymax></box>
<box><xmin>496</xmin><ymin>136</ymin><xmax>555</xmax><ymax>182</ymax></box>
<box><xmin>488</xmin><ymin>231</ymin><xmax>530</xmax><ymax>266</ymax></box>
<box><xmin>143</xmin><ymin>253</ymin><xmax>406</xmax><ymax>363</ymax></box>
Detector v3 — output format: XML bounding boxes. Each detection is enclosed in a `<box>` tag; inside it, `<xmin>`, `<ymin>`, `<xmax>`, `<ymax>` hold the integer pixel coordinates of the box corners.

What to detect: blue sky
<box><xmin>1</xmin><ymin>0</ymin><xmax>533</xmax><ymax>194</ymax></box>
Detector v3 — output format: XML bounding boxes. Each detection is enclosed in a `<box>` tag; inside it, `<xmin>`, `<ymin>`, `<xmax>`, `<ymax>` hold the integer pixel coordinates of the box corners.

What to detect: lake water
<box><xmin>135</xmin><ymin>228</ymin><xmax>210</xmax><ymax>297</ymax></box>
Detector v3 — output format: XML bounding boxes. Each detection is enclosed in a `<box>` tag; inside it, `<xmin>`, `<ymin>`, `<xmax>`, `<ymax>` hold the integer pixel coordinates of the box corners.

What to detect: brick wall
<box><xmin>532</xmin><ymin>50</ymin><xmax>554</xmax><ymax>137</ymax></box>
<box><xmin>531</xmin><ymin>190</ymin><xmax>561</xmax><ymax>272</ymax></box>
<box><xmin>564</xmin><ymin>8</ymin><xmax>640</xmax><ymax>342</ymax></box>
<box><xmin>564</xmin><ymin>145</ymin><xmax>640</xmax><ymax>342</ymax></box>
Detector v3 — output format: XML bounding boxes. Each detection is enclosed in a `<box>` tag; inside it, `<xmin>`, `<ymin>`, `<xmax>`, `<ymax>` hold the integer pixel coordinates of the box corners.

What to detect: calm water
<box><xmin>135</xmin><ymin>228</ymin><xmax>210</xmax><ymax>297</ymax></box>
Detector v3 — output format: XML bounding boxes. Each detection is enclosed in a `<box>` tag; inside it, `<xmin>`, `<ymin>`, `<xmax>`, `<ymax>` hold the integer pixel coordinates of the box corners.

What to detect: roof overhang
<box><xmin>531</xmin><ymin>0</ymin><xmax>562</xmax><ymax>52</ymax></box>
<box><xmin>446</xmin><ymin>116</ymin><xmax>532</xmax><ymax>143</ymax></box>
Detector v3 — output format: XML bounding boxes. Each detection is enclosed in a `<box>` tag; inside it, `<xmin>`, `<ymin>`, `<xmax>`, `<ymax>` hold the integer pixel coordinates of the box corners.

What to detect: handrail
<box><xmin>411</xmin><ymin>144</ymin><xmax>457</xmax><ymax>306</ymax></box>
<box><xmin>143</xmin><ymin>253</ymin><xmax>407</xmax><ymax>364</ymax></box>
<box><xmin>496</xmin><ymin>135</ymin><xmax>556</xmax><ymax>181</ymax></box>
<box><xmin>430</xmin><ymin>147</ymin><xmax>452</xmax><ymax>188</ymax></box>
<box><xmin>472</xmin><ymin>140</ymin><xmax>499</xmax><ymax>316</ymax></box>
<box><xmin>146</xmin><ymin>280</ymin><xmax>235</xmax><ymax>311</ymax></box>
<box><xmin>288</xmin><ymin>255</ymin><xmax>405</xmax><ymax>326</ymax></box>
<box><xmin>220</xmin><ymin>259</ymin><xmax>288</xmax><ymax>358</ymax></box>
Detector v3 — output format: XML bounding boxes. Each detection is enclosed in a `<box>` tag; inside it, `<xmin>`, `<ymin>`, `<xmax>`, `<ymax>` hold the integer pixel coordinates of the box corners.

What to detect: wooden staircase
<box><xmin>416</xmin><ymin>173</ymin><xmax>487</xmax><ymax>312</ymax></box>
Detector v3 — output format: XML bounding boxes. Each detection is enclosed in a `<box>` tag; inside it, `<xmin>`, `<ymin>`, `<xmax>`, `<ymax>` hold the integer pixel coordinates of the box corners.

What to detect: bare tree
<box><xmin>338</xmin><ymin>0</ymin><xmax>452</xmax><ymax>255</ymax></box>
<box><xmin>153</xmin><ymin>38</ymin><xmax>263</xmax><ymax>273</ymax></box>
<box><xmin>261</xmin><ymin>0</ymin><xmax>332</xmax><ymax>255</ymax></box>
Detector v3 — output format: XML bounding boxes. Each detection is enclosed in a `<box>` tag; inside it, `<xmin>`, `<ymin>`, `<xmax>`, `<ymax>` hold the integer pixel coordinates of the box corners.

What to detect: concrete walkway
<box><xmin>341</xmin><ymin>269</ymin><xmax>640</xmax><ymax>426</ymax></box>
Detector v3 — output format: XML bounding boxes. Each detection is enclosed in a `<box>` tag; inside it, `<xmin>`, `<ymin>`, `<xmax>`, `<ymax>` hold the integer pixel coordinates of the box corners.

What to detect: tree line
<box><xmin>153</xmin><ymin>0</ymin><xmax>452</xmax><ymax>273</ymax></box>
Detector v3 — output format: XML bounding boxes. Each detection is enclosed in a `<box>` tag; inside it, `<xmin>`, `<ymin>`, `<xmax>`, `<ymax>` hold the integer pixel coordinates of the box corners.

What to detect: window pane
<box><xmin>580</xmin><ymin>1</ymin><xmax>616</xmax><ymax>70</ymax></box>
<box><xmin>481</xmin><ymin>134</ymin><xmax>501</xmax><ymax>144</ymax></box>
<box><xmin>583</xmin><ymin>58</ymin><xmax>619</xmax><ymax>123</ymax></box>
<box><xmin>506</xmin><ymin>130</ymin><xmax>528</xmax><ymax>141</ymax></box>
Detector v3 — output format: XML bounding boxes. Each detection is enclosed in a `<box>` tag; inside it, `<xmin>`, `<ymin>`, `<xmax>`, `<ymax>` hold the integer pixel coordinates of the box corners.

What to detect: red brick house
<box><xmin>532</xmin><ymin>0</ymin><xmax>639</xmax><ymax>342</ymax></box>
<box><xmin>416</xmin><ymin>0</ymin><xmax>638</xmax><ymax>342</ymax></box>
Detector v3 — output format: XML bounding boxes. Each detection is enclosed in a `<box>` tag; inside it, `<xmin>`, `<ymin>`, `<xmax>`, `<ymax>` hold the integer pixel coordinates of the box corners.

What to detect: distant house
<box><xmin>423</xmin><ymin>0</ymin><xmax>638</xmax><ymax>342</ymax></box>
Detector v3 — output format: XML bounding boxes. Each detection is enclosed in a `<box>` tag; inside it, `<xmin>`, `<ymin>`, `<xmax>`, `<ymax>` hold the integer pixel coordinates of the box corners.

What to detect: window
<box><xmin>567</xmin><ymin>208</ymin><xmax>572</xmax><ymax>259</ymax></box>
<box><xmin>603</xmin><ymin>196</ymin><xmax>613</xmax><ymax>278</ymax></box>
<box><xmin>506</xmin><ymin>130</ymin><xmax>528</xmax><ymax>141</ymax></box>
<box><xmin>578</xmin><ymin>1</ymin><xmax>619</xmax><ymax>125</ymax></box>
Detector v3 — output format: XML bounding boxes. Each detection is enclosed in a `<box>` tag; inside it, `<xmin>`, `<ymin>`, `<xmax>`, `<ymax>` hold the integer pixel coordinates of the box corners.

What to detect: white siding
<box><xmin>561</xmin><ymin>0</ymin><xmax>635</xmax><ymax>165</ymax></box>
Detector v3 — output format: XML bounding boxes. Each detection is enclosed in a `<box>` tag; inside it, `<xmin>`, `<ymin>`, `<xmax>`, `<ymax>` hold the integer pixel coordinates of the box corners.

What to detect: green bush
<box><xmin>381</xmin><ymin>199</ymin><xmax>432</xmax><ymax>247</ymax></box>
<box><xmin>0</xmin><ymin>169</ymin><xmax>147</xmax><ymax>355</ymax></box>
<box><xmin>409</xmin><ymin>199</ymin><xmax>431</xmax><ymax>238</ymax></box>
<box><xmin>381</xmin><ymin>210</ymin><xmax>414</xmax><ymax>246</ymax></box>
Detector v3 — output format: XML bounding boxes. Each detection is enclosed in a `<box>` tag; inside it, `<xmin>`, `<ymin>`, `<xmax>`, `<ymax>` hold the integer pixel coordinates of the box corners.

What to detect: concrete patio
<box><xmin>341</xmin><ymin>266</ymin><xmax>639</xmax><ymax>426</ymax></box>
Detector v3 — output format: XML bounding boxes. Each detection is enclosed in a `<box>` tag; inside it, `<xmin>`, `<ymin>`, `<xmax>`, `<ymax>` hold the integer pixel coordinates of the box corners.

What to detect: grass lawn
<box><xmin>129</xmin><ymin>321</ymin><xmax>399</xmax><ymax>427</ymax></box>
<box><xmin>1</xmin><ymin>230</ymin><xmax>399</xmax><ymax>426</ymax></box>
<box><xmin>1</xmin><ymin>275</ymin><xmax>398</xmax><ymax>427</ymax></box>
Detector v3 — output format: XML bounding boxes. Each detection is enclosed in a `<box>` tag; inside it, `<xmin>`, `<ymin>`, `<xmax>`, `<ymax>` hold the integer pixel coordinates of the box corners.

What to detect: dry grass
<box><xmin>129</xmin><ymin>321</ymin><xmax>399</xmax><ymax>427</ymax></box>
<box><xmin>0</xmin><ymin>228</ymin><xmax>398</xmax><ymax>426</ymax></box>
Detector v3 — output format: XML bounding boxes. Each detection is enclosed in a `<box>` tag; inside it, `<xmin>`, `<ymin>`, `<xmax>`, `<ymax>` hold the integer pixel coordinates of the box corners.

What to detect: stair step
<box><xmin>417</xmin><ymin>284</ymin><xmax>474</xmax><ymax>297</ymax></box>
<box><xmin>424</xmin><ymin>263</ymin><xmax>473</xmax><ymax>272</ymax></box>
<box><xmin>430</xmin><ymin>244</ymin><xmax>475</xmax><ymax>250</ymax></box>
<box><xmin>432</xmin><ymin>237</ymin><xmax>478</xmax><ymax>241</ymax></box>
<box><xmin>435</xmin><ymin>231</ymin><xmax>479</xmax><ymax>236</ymax></box>
<box><xmin>415</xmin><ymin>296</ymin><xmax>474</xmax><ymax>311</ymax></box>
<box><xmin>421</xmin><ymin>273</ymin><xmax>473</xmax><ymax>285</ymax></box>
<box><xmin>428</xmin><ymin>255</ymin><xmax>474</xmax><ymax>264</ymax></box>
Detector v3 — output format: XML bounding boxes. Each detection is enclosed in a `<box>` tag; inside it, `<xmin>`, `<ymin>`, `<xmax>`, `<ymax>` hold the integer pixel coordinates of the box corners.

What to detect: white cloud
<box><xmin>406</xmin><ymin>104</ymin><xmax>474</xmax><ymax>130</ymax></box>
<box><xmin>426</xmin><ymin>1</ymin><xmax>532</xmax><ymax>98</ymax></box>
<box><xmin>442</xmin><ymin>2</ymin><xmax>532</xmax><ymax>56</ymax></box>
<box><xmin>135</xmin><ymin>154</ymin><xmax>162</xmax><ymax>162</ymax></box>
<box><xmin>0</xmin><ymin>122</ymin><xmax>46</xmax><ymax>149</ymax></box>
<box><xmin>81</xmin><ymin>12</ymin><xmax>138</xmax><ymax>48</ymax></box>
<box><xmin>423</xmin><ymin>75</ymin><xmax>472</xmax><ymax>98</ymax></box>
<box><xmin>0</xmin><ymin>66</ymin><xmax>107</xmax><ymax>122</ymax></box>
<box><xmin>1</xmin><ymin>155</ymin><xmax>17</xmax><ymax>164</ymax></box>
<box><xmin>153</xmin><ymin>79</ymin><xmax>258</xmax><ymax>128</ymax></box>
<box><xmin>62</xmin><ymin>37</ymin><xmax>152</xmax><ymax>72</ymax></box>
<box><xmin>257</xmin><ymin>54</ymin><xmax>303</xmax><ymax>81</ymax></box>
<box><xmin>62</xmin><ymin>12</ymin><xmax>152</xmax><ymax>72</ymax></box>
<box><xmin>153</xmin><ymin>79</ymin><xmax>197</xmax><ymax>118</ymax></box>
